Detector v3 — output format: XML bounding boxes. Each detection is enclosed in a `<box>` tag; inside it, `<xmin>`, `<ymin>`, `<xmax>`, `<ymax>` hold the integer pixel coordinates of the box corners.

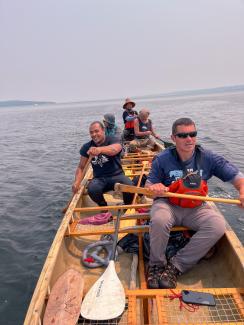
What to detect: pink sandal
<box><xmin>137</xmin><ymin>208</ymin><xmax>150</xmax><ymax>214</ymax></box>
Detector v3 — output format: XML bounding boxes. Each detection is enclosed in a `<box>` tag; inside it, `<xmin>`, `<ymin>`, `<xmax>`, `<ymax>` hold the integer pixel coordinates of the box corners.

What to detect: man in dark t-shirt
<box><xmin>72</xmin><ymin>121</ymin><xmax>133</xmax><ymax>206</ymax></box>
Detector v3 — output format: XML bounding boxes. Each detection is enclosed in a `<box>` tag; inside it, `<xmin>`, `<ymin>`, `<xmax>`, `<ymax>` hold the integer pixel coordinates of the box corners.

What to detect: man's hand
<box><xmin>239</xmin><ymin>193</ymin><xmax>244</xmax><ymax>208</ymax></box>
<box><xmin>233</xmin><ymin>177</ymin><xmax>244</xmax><ymax>208</ymax></box>
<box><xmin>87</xmin><ymin>146</ymin><xmax>102</xmax><ymax>156</ymax></box>
<box><xmin>148</xmin><ymin>183</ymin><xmax>169</xmax><ymax>197</ymax></box>
<box><xmin>72</xmin><ymin>182</ymin><xmax>80</xmax><ymax>194</ymax></box>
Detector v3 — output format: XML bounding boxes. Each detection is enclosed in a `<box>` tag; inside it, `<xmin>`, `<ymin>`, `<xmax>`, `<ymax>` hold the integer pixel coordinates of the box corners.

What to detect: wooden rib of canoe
<box><xmin>24</xmin><ymin>142</ymin><xmax>244</xmax><ymax>325</ymax></box>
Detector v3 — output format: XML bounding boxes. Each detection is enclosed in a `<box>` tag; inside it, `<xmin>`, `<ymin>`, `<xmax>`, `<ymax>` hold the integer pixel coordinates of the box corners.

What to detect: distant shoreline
<box><xmin>1</xmin><ymin>84</ymin><xmax>244</xmax><ymax>108</ymax></box>
<box><xmin>0</xmin><ymin>100</ymin><xmax>55</xmax><ymax>108</ymax></box>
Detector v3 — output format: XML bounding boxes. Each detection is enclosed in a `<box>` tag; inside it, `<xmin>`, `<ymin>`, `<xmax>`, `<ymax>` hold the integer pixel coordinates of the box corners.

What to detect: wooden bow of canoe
<box><xmin>24</xmin><ymin>141</ymin><xmax>244</xmax><ymax>325</ymax></box>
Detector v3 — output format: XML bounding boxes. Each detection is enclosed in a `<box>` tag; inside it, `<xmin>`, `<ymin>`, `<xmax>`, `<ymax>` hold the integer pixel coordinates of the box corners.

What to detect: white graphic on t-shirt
<box><xmin>169</xmin><ymin>170</ymin><xmax>183</xmax><ymax>179</ymax></box>
<box><xmin>92</xmin><ymin>155</ymin><xmax>109</xmax><ymax>167</ymax></box>
<box><xmin>169</xmin><ymin>169</ymin><xmax>203</xmax><ymax>180</ymax></box>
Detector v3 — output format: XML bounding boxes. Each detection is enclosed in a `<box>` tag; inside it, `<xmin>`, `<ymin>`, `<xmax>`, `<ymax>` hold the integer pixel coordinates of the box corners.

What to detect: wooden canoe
<box><xmin>24</xmin><ymin>142</ymin><xmax>244</xmax><ymax>324</ymax></box>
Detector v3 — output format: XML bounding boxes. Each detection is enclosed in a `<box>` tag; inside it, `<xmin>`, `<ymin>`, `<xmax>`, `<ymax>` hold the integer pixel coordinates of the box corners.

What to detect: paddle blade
<box><xmin>43</xmin><ymin>269</ymin><xmax>84</xmax><ymax>325</ymax></box>
<box><xmin>80</xmin><ymin>261</ymin><xmax>125</xmax><ymax>320</ymax></box>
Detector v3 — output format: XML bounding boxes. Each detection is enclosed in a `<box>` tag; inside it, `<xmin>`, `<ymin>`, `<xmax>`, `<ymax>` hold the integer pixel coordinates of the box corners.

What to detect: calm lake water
<box><xmin>0</xmin><ymin>91</ymin><xmax>244</xmax><ymax>324</ymax></box>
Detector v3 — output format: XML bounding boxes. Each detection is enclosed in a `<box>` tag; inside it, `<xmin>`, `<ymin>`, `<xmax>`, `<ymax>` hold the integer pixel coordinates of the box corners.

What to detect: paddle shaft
<box><xmin>62</xmin><ymin>156</ymin><xmax>92</xmax><ymax>213</ymax></box>
<box><xmin>157</xmin><ymin>137</ymin><xmax>173</xmax><ymax>148</ymax></box>
<box><xmin>132</xmin><ymin>162</ymin><xmax>147</xmax><ymax>205</ymax></box>
<box><xmin>115</xmin><ymin>183</ymin><xmax>241</xmax><ymax>205</ymax></box>
<box><xmin>111</xmin><ymin>209</ymin><xmax>122</xmax><ymax>260</ymax></box>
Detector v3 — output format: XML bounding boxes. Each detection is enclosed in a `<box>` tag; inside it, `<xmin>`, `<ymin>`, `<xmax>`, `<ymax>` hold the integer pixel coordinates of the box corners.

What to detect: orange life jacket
<box><xmin>168</xmin><ymin>146</ymin><xmax>208</xmax><ymax>208</ymax></box>
<box><xmin>125</xmin><ymin>120</ymin><xmax>135</xmax><ymax>129</ymax></box>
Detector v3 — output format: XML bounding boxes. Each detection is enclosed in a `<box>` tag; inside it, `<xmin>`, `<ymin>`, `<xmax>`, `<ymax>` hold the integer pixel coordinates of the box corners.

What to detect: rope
<box><xmin>166</xmin><ymin>289</ymin><xmax>199</xmax><ymax>312</ymax></box>
<box><xmin>81</xmin><ymin>235</ymin><xmax>118</xmax><ymax>268</ymax></box>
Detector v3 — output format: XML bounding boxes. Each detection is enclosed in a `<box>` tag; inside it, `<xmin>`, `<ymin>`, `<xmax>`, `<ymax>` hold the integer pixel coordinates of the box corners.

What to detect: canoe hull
<box><xmin>24</xmin><ymin>143</ymin><xmax>244</xmax><ymax>324</ymax></box>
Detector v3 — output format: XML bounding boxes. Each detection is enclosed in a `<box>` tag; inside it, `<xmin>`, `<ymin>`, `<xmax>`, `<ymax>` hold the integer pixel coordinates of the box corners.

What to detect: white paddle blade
<box><xmin>80</xmin><ymin>261</ymin><xmax>125</xmax><ymax>320</ymax></box>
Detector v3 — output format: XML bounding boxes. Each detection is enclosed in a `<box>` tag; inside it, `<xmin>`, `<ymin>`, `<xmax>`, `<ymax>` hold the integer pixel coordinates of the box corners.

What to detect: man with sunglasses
<box><xmin>145</xmin><ymin>117</ymin><xmax>244</xmax><ymax>289</ymax></box>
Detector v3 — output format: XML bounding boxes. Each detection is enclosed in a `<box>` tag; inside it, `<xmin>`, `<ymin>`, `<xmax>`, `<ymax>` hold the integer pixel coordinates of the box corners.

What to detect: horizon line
<box><xmin>1</xmin><ymin>84</ymin><xmax>244</xmax><ymax>106</ymax></box>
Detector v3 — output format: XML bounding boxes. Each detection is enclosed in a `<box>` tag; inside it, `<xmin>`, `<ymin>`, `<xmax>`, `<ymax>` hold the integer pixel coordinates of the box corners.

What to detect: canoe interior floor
<box><xmin>60</xmin><ymin>236</ymin><xmax>241</xmax><ymax>293</ymax></box>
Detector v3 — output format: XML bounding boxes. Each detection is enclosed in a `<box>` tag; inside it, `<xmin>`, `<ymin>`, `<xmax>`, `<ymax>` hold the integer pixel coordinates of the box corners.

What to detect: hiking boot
<box><xmin>147</xmin><ymin>265</ymin><xmax>165</xmax><ymax>289</ymax></box>
<box><xmin>138</xmin><ymin>195</ymin><xmax>147</xmax><ymax>204</ymax></box>
<box><xmin>158</xmin><ymin>263</ymin><xmax>181</xmax><ymax>289</ymax></box>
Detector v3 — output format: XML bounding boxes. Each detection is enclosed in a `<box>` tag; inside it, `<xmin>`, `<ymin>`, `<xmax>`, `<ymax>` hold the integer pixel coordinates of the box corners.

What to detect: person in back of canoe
<box><xmin>145</xmin><ymin>117</ymin><xmax>244</xmax><ymax>289</ymax></box>
<box><xmin>72</xmin><ymin>121</ymin><xmax>134</xmax><ymax>220</ymax></box>
<box><xmin>122</xmin><ymin>98</ymin><xmax>138</xmax><ymax>141</ymax></box>
<box><xmin>103</xmin><ymin>113</ymin><xmax>122</xmax><ymax>140</ymax></box>
<box><xmin>130</xmin><ymin>108</ymin><xmax>160</xmax><ymax>150</ymax></box>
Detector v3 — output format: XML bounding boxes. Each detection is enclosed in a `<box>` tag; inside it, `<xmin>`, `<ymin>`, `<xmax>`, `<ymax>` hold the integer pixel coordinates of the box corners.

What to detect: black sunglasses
<box><xmin>175</xmin><ymin>131</ymin><xmax>197</xmax><ymax>138</ymax></box>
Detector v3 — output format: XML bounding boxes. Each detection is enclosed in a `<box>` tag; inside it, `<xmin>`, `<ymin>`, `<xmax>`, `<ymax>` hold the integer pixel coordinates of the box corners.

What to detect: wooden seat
<box><xmin>66</xmin><ymin>217</ymin><xmax>188</xmax><ymax>237</ymax></box>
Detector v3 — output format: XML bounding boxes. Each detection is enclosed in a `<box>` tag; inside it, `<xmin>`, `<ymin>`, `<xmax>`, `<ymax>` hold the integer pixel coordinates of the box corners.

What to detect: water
<box><xmin>0</xmin><ymin>91</ymin><xmax>244</xmax><ymax>324</ymax></box>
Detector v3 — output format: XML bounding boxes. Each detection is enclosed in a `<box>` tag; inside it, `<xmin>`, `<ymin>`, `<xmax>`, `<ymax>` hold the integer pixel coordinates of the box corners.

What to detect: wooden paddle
<box><xmin>80</xmin><ymin>209</ymin><xmax>125</xmax><ymax>320</ymax></box>
<box><xmin>43</xmin><ymin>269</ymin><xmax>84</xmax><ymax>325</ymax></box>
<box><xmin>62</xmin><ymin>156</ymin><xmax>92</xmax><ymax>213</ymax></box>
<box><xmin>156</xmin><ymin>137</ymin><xmax>174</xmax><ymax>148</ymax></box>
<box><xmin>115</xmin><ymin>183</ymin><xmax>241</xmax><ymax>205</ymax></box>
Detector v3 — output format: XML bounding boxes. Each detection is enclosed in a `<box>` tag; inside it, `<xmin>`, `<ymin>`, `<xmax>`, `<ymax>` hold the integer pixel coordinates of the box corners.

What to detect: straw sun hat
<box><xmin>123</xmin><ymin>98</ymin><xmax>136</xmax><ymax>109</ymax></box>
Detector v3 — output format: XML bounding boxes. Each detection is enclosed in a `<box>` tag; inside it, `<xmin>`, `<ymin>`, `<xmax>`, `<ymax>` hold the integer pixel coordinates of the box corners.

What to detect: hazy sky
<box><xmin>1</xmin><ymin>0</ymin><xmax>244</xmax><ymax>102</ymax></box>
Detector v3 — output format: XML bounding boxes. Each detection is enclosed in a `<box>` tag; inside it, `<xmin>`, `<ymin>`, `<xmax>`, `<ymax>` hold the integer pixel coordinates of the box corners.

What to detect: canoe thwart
<box><xmin>66</xmin><ymin>221</ymin><xmax>188</xmax><ymax>237</ymax></box>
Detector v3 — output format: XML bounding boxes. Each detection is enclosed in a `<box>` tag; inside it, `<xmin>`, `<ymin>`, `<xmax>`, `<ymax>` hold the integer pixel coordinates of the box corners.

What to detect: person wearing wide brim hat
<box><xmin>123</xmin><ymin>98</ymin><xmax>136</xmax><ymax>109</ymax></box>
<box><xmin>122</xmin><ymin>98</ymin><xmax>138</xmax><ymax>141</ymax></box>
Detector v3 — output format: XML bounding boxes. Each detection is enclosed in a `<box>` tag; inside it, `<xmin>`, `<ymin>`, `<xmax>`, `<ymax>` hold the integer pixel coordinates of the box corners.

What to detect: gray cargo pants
<box><xmin>149</xmin><ymin>198</ymin><xmax>226</xmax><ymax>273</ymax></box>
